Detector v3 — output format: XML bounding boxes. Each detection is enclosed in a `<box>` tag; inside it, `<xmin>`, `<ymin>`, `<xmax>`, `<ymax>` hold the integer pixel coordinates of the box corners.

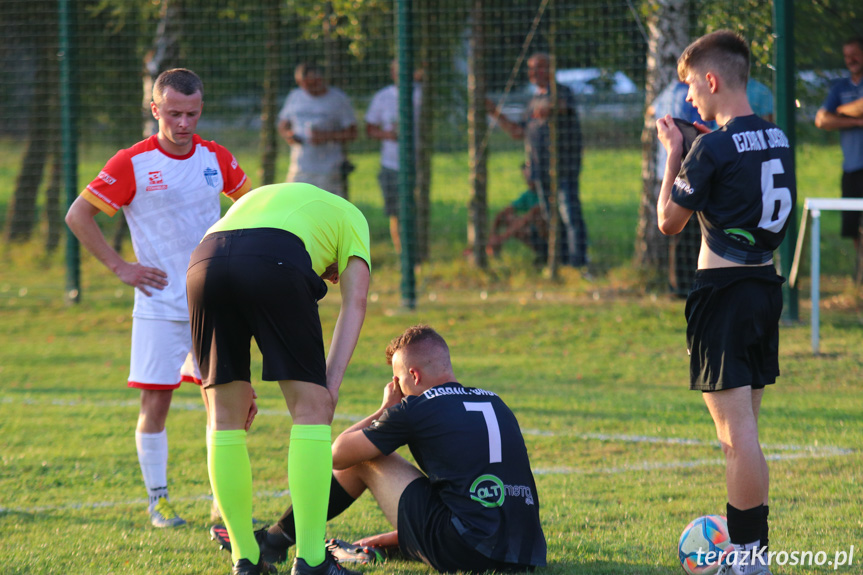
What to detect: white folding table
<box><xmin>789</xmin><ymin>197</ymin><xmax>863</xmax><ymax>354</ymax></box>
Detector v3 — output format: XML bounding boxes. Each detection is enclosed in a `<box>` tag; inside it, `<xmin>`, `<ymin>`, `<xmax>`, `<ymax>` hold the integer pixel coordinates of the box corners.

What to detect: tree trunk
<box><xmin>44</xmin><ymin>118</ymin><xmax>63</xmax><ymax>253</ymax></box>
<box><xmin>258</xmin><ymin>0</ymin><xmax>281</xmax><ymax>186</ymax></box>
<box><xmin>467</xmin><ymin>0</ymin><xmax>488</xmax><ymax>268</ymax></box>
<box><xmin>634</xmin><ymin>0</ymin><xmax>688</xmax><ymax>272</ymax></box>
<box><xmin>5</xmin><ymin>24</ymin><xmax>53</xmax><ymax>244</ymax></box>
<box><xmin>113</xmin><ymin>0</ymin><xmax>182</xmax><ymax>253</ymax></box>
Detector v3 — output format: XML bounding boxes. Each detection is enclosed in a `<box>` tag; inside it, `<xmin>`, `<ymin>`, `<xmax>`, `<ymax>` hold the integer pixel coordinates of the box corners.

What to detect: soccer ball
<box><xmin>678</xmin><ymin>515</ymin><xmax>732</xmax><ymax>575</ymax></box>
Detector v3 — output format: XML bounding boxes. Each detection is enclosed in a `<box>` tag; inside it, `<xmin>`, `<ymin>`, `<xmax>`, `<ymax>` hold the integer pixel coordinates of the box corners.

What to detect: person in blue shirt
<box><xmin>815</xmin><ymin>37</ymin><xmax>863</xmax><ymax>252</ymax></box>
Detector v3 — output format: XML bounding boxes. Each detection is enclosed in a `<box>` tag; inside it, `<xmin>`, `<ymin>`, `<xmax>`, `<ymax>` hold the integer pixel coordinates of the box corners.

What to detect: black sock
<box><xmin>726</xmin><ymin>502</ymin><xmax>763</xmax><ymax>544</ymax></box>
<box><xmin>727</xmin><ymin>502</ymin><xmax>764</xmax><ymax>568</ymax></box>
<box><xmin>760</xmin><ymin>504</ymin><xmax>769</xmax><ymax>556</ymax></box>
<box><xmin>270</xmin><ymin>474</ymin><xmax>357</xmax><ymax>545</ymax></box>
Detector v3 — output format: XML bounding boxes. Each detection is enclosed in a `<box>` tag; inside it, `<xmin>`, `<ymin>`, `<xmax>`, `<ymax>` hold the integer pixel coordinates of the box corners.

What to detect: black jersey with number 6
<box><xmin>671</xmin><ymin>114</ymin><xmax>796</xmax><ymax>265</ymax></box>
<box><xmin>362</xmin><ymin>382</ymin><xmax>546</xmax><ymax>567</ymax></box>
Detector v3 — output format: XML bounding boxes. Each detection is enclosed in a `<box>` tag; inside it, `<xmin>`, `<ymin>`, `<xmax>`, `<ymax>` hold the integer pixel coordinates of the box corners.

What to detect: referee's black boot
<box><xmin>232</xmin><ymin>557</ymin><xmax>277</xmax><ymax>575</ymax></box>
<box><xmin>291</xmin><ymin>548</ymin><xmax>361</xmax><ymax>575</ymax></box>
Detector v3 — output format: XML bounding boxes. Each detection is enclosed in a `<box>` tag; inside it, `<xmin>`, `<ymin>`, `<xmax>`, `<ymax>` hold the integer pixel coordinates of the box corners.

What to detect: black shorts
<box><xmin>684</xmin><ymin>266</ymin><xmax>785</xmax><ymax>392</ymax></box>
<box><xmin>377</xmin><ymin>167</ymin><xmax>399</xmax><ymax>217</ymax></box>
<box><xmin>840</xmin><ymin>168</ymin><xmax>863</xmax><ymax>238</ymax></box>
<box><xmin>186</xmin><ymin>228</ymin><xmax>328</xmax><ymax>388</ymax></box>
<box><xmin>397</xmin><ymin>477</ymin><xmax>532</xmax><ymax>574</ymax></box>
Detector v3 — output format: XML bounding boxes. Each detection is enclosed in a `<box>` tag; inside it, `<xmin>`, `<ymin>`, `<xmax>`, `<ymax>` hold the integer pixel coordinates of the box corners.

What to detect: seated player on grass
<box><xmin>487</xmin><ymin>163</ymin><xmax>548</xmax><ymax>262</ymax></box>
<box><xmin>212</xmin><ymin>324</ymin><xmax>547</xmax><ymax>573</ymax></box>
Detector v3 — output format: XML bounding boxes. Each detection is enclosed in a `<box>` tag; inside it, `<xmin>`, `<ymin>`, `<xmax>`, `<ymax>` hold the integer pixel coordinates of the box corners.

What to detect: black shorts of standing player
<box><xmin>684</xmin><ymin>266</ymin><xmax>785</xmax><ymax>392</ymax></box>
<box><xmin>840</xmin><ymin>168</ymin><xmax>863</xmax><ymax>238</ymax></box>
<box><xmin>397</xmin><ymin>477</ymin><xmax>535</xmax><ymax>574</ymax></box>
<box><xmin>187</xmin><ymin>228</ymin><xmax>329</xmax><ymax>388</ymax></box>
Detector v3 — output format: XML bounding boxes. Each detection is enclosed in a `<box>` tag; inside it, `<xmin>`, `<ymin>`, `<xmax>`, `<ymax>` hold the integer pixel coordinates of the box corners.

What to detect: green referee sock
<box><xmin>208</xmin><ymin>429</ymin><xmax>259</xmax><ymax>565</ymax></box>
<box><xmin>289</xmin><ymin>424</ymin><xmax>332</xmax><ymax>567</ymax></box>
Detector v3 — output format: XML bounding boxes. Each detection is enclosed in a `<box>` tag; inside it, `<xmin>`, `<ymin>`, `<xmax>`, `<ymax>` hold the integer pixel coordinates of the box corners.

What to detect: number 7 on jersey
<box><xmin>464</xmin><ymin>402</ymin><xmax>502</xmax><ymax>464</ymax></box>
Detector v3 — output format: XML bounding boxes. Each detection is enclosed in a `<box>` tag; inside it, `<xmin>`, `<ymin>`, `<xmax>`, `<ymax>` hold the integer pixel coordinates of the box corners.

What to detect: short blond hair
<box><xmin>385</xmin><ymin>325</ymin><xmax>449</xmax><ymax>366</ymax></box>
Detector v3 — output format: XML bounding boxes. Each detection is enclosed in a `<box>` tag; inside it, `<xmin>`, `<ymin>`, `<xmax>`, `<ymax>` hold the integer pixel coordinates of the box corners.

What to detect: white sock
<box><xmin>136</xmin><ymin>429</ymin><xmax>169</xmax><ymax>507</ymax></box>
<box><xmin>730</xmin><ymin>540</ymin><xmax>763</xmax><ymax>575</ymax></box>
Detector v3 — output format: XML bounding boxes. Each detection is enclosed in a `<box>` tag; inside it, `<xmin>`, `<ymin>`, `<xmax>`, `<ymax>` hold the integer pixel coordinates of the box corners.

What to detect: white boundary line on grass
<box><xmin>0</xmin><ymin>396</ymin><xmax>855</xmax><ymax>514</ymax></box>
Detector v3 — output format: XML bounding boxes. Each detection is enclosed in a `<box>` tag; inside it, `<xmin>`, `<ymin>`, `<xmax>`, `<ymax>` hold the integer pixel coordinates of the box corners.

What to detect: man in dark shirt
<box><xmin>212</xmin><ymin>325</ymin><xmax>546</xmax><ymax>573</ymax></box>
<box><xmin>656</xmin><ymin>30</ymin><xmax>795</xmax><ymax>575</ymax></box>
<box><xmin>489</xmin><ymin>52</ymin><xmax>588</xmax><ymax>268</ymax></box>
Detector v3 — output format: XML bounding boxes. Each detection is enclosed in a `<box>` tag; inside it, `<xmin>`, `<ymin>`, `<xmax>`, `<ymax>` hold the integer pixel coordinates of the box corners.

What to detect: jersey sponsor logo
<box><xmin>146</xmin><ymin>170</ymin><xmax>167</xmax><ymax>191</ymax></box>
<box><xmin>469</xmin><ymin>474</ymin><xmax>506</xmax><ymax>508</ymax></box>
<box><xmin>98</xmin><ymin>170</ymin><xmax>116</xmax><ymax>185</ymax></box>
<box><xmin>203</xmin><ymin>167</ymin><xmax>219</xmax><ymax>188</ymax></box>
<box><xmin>723</xmin><ymin>227</ymin><xmax>755</xmax><ymax>246</ymax></box>
<box><xmin>674</xmin><ymin>176</ymin><xmax>694</xmax><ymax>195</ymax></box>
<box><xmin>506</xmin><ymin>484</ymin><xmax>536</xmax><ymax>505</ymax></box>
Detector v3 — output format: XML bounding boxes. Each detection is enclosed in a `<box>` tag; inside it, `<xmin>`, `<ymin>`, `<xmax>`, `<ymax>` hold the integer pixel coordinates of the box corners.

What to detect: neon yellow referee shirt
<box><xmin>206</xmin><ymin>183</ymin><xmax>371</xmax><ymax>276</ymax></box>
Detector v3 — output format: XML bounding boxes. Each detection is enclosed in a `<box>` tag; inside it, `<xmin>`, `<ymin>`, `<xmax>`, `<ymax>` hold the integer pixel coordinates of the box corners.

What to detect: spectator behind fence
<box><xmin>487</xmin><ymin>162</ymin><xmax>547</xmax><ymax>262</ymax></box>
<box><xmin>814</xmin><ymin>37</ymin><xmax>863</xmax><ymax>253</ymax></box>
<box><xmin>365</xmin><ymin>59</ymin><xmax>422</xmax><ymax>255</ymax></box>
<box><xmin>65</xmin><ymin>68</ymin><xmax>252</xmax><ymax>530</ymax></box>
<box><xmin>657</xmin><ymin>30</ymin><xmax>796</xmax><ymax>575</ymax></box>
<box><xmin>487</xmin><ymin>52</ymin><xmax>588</xmax><ymax>269</ymax></box>
<box><xmin>278</xmin><ymin>63</ymin><xmax>358</xmax><ymax>199</ymax></box>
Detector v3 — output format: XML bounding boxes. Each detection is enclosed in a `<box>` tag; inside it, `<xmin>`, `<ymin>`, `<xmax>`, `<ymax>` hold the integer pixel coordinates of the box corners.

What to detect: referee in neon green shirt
<box><xmin>187</xmin><ymin>183</ymin><xmax>371</xmax><ymax>575</ymax></box>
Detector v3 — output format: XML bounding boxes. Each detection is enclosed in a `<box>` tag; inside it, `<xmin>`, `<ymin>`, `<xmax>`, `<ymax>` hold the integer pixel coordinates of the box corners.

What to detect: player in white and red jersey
<box><xmin>66</xmin><ymin>68</ymin><xmax>252</xmax><ymax>529</ymax></box>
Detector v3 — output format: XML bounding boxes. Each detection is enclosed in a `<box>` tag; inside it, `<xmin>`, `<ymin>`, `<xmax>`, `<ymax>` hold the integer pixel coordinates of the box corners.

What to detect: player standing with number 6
<box><xmin>656</xmin><ymin>31</ymin><xmax>796</xmax><ymax>575</ymax></box>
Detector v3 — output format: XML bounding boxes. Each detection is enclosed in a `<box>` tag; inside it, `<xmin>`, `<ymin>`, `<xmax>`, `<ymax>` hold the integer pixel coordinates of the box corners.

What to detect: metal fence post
<box><xmin>60</xmin><ymin>0</ymin><xmax>80</xmax><ymax>304</ymax></box>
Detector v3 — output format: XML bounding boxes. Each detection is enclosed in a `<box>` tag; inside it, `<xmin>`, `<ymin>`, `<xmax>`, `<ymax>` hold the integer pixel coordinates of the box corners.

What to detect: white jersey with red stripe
<box><xmin>82</xmin><ymin>134</ymin><xmax>250</xmax><ymax>321</ymax></box>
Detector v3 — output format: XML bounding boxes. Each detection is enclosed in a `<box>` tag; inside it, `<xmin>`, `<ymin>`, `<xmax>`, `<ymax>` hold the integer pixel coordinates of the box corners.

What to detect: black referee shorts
<box><xmin>397</xmin><ymin>477</ymin><xmax>533</xmax><ymax>574</ymax></box>
<box><xmin>186</xmin><ymin>228</ymin><xmax>328</xmax><ymax>388</ymax></box>
<box><xmin>684</xmin><ymin>266</ymin><xmax>785</xmax><ymax>392</ymax></box>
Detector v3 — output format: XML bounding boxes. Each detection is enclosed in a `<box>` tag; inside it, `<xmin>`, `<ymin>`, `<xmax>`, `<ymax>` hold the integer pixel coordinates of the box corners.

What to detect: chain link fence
<box><xmin>1</xmin><ymin>1</ymin><xmax>861</xmax><ymax>301</ymax></box>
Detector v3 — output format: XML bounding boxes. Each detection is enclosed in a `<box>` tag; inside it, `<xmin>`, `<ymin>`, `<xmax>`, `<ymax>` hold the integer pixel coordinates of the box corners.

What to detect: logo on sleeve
<box><xmin>231</xmin><ymin>156</ymin><xmax>238</xmax><ymax>170</ymax></box>
<box><xmin>203</xmin><ymin>167</ymin><xmax>219</xmax><ymax>188</ymax></box>
<box><xmin>674</xmin><ymin>176</ymin><xmax>694</xmax><ymax>195</ymax></box>
<box><xmin>146</xmin><ymin>171</ymin><xmax>167</xmax><ymax>191</ymax></box>
<box><xmin>98</xmin><ymin>170</ymin><xmax>116</xmax><ymax>185</ymax></box>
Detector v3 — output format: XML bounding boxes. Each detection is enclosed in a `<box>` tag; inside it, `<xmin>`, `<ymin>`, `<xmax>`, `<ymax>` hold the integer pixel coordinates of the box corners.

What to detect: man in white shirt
<box><xmin>278</xmin><ymin>63</ymin><xmax>357</xmax><ymax>198</ymax></box>
<box><xmin>364</xmin><ymin>60</ymin><xmax>422</xmax><ymax>254</ymax></box>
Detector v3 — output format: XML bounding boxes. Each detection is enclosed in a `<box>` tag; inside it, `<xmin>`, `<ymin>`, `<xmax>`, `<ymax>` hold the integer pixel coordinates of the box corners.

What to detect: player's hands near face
<box><xmin>382</xmin><ymin>377</ymin><xmax>404</xmax><ymax>409</ymax></box>
<box><xmin>116</xmin><ymin>261</ymin><xmax>168</xmax><ymax>296</ymax></box>
<box><xmin>245</xmin><ymin>387</ymin><xmax>259</xmax><ymax>431</ymax></box>
<box><xmin>656</xmin><ymin>114</ymin><xmax>684</xmax><ymax>156</ymax></box>
<box><xmin>321</xmin><ymin>262</ymin><xmax>340</xmax><ymax>284</ymax></box>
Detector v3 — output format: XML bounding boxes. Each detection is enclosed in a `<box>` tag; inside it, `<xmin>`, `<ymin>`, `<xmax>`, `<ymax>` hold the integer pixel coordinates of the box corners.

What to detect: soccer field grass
<box><xmin>1</xmin><ymin>253</ymin><xmax>861</xmax><ymax>574</ymax></box>
<box><xmin>1</xmin><ymin>141</ymin><xmax>861</xmax><ymax>573</ymax></box>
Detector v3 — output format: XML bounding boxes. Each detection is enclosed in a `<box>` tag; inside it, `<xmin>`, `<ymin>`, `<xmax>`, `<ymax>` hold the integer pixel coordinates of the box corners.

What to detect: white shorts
<box><xmin>128</xmin><ymin>318</ymin><xmax>201</xmax><ymax>390</ymax></box>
